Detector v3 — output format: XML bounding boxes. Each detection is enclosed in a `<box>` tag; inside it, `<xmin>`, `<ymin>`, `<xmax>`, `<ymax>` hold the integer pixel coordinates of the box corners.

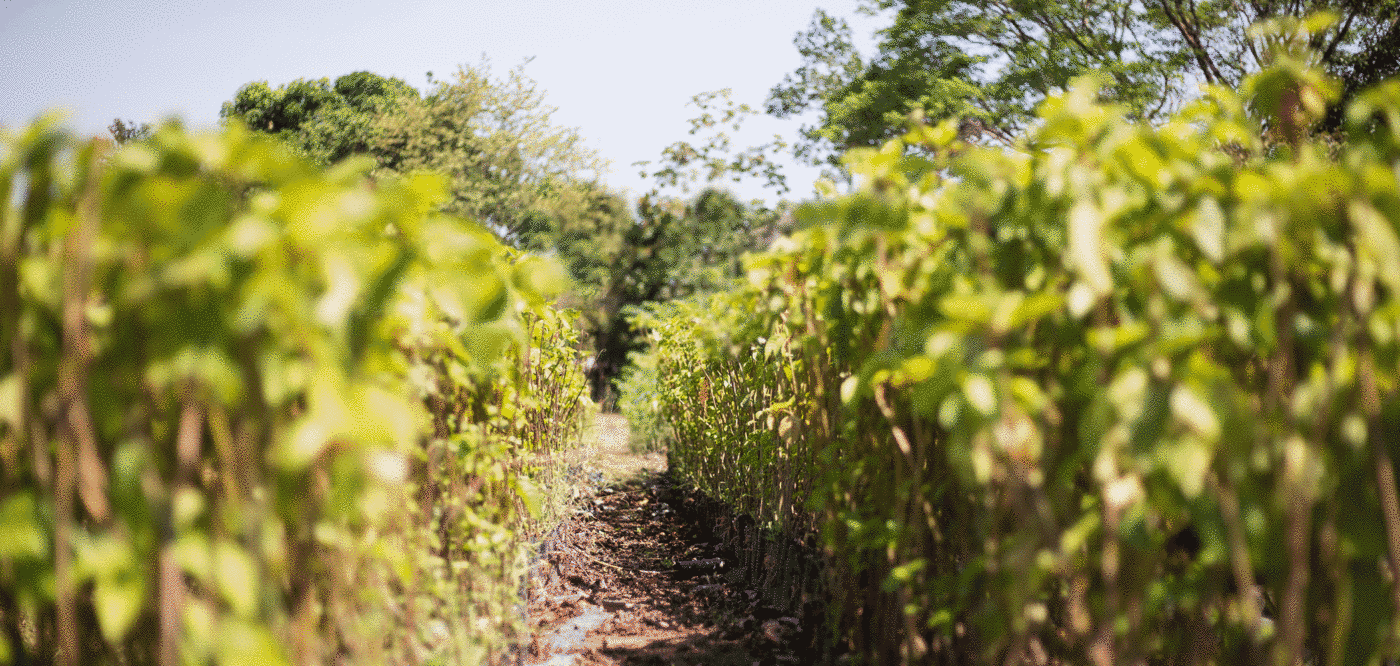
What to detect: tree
<box><xmin>369</xmin><ymin>61</ymin><xmax>605</xmax><ymax>247</ymax></box>
<box><xmin>539</xmin><ymin>173</ymin><xmax>792</xmax><ymax>404</ymax></box>
<box><xmin>635</xmin><ymin>89</ymin><xmax>792</xmax><ymax>196</ymax></box>
<box><xmin>571</xmin><ymin>188</ymin><xmax>791</xmax><ymax>404</ymax></box>
<box><xmin>769</xmin><ymin>1</ymin><xmax>1400</xmax><ymax>162</ymax></box>
<box><xmin>107</xmin><ymin>118</ymin><xmax>151</xmax><ymax>144</ymax></box>
<box><xmin>222</xmin><ymin>65</ymin><xmax>633</xmax><ymax>398</ymax></box>
<box><xmin>220</xmin><ymin>71</ymin><xmax>419</xmax><ymax>165</ymax></box>
<box><xmin>575</xmin><ymin>91</ymin><xmax>802</xmax><ymax>404</ymax></box>
<box><xmin>221</xmin><ymin>64</ymin><xmax>605</xmax><ymax>250</ymax></box>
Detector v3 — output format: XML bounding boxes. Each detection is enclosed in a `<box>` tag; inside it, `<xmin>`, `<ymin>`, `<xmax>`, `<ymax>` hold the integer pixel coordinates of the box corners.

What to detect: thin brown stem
<box><xmin>1361</xmin><ymin>349</ymin><xmax>1400</xmax><ymax>627</ymax></box>
<box><xmin>1212</xmin><ymin>474</ymin><xmax>1263</xmax><ymax>642</ymax></box>
<box><xmin>55</xmin><ymin>142</ymin><xmax>106</xmax><ymax>666</ymax></box>
<box><xmin>1277</xmin><ymin>442</ymin><xmax>1311</xmax><ymax>666</ymax></box>
<box><xmin>161</xmin><ymin>398</ymin><xmax>203</xmax><ymax>666</ymax></box>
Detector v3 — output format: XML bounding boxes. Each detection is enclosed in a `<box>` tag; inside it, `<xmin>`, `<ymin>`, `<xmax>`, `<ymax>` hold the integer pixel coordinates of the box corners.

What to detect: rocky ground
<box><xmin>522</xmin><ymin>416</ymin><xmax>811</xmax><ymax>666</ymax></box>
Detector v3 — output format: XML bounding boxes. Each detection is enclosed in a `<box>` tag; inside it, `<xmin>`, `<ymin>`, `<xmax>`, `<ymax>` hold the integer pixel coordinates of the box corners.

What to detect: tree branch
<box><xmin>1159</xmin><ymin>0</ymin><xmax>1227</xmax><ymax>84</ymax></box>
<box><xmin>1319</xmin><ymin>6</ymin><xmax>1360</xmax><ymax>65</ymax></box>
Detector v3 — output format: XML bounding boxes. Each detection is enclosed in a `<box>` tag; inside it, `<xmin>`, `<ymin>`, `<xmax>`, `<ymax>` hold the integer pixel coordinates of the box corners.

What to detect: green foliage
<box><xmin>635</xmin><ymin>89</ymin><xmax>792</xmax><ymax>196</ymax></box>
<box><xmin>220</xmin><ymin>64</ymin><xmax>637</xmax><ymax>403</ymax></box>
<box><xmin>368</xmin><ymin>61</ymin><xmax>605</xmax><ymax>248</ymax></box>
<box><xmin>770</xmin><ymin>0</ymin><xmax>1400</xmax><ymax>164</ymax></box>
<box><xmin>223</xmin><ymin>63</ymin><xmax>608</xmax><ymax>251</ymax></box>
<box><xmin>571</xmin><ymin>189</ymin><xmax>791</xmax><ymax>405</ymax></box>
<box><xmin>220</xmin><ymin>71</ymin><xmax>419</xmax><ymax>165</ymax></box>
<box><xmin>221</xmin><ymin>65</ymin><xmax>790</xmax><ymax>405</ymax></box>
<box><xmin>647</xmin><ymin>33</ymin><xmax>1400</xmax><ymax>666</ymax></box>
<box><xmin>0</xmin><ymin>115</ymin><xmax>588</xmax><ymax>665</ymax></box>
<box><xmin>615</xmin><ymin>350</ymin><xmax>670</xmax><ymax>454</ymax></box>
<box><xmin>106</xmin><ymin>118</ymin><xmax>151</xmax><ymax>145</ymax></box>
<box><xmin>615</xmin><ymin>302</ymin><xmax>704</xmax><ymax>454</ymax></box>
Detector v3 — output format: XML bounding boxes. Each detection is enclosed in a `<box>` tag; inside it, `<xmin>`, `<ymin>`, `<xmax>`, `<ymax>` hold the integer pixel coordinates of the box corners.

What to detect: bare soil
<box><xmin>523</xmin><ymin>417</ymin><xmax>811</xmax><ymax>666</ymax></box>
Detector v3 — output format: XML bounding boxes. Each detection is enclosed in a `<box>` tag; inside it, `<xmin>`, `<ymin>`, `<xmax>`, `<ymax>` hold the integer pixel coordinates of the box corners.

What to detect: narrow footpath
<box><xmin>523</xmin><ymin>416</ymin><xmax>807</xmax><ymax>666</ymax></box>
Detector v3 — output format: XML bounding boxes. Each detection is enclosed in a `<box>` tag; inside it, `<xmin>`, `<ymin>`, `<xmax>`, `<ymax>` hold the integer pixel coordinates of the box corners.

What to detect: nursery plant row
<box><xmin>0</xmin><ymin>116</ymin><xmax>590</xmax><ymax>665</ymax></box>
<box><xmin>641</xmin><ymin>22</ymin><xmax>1400</xmax><ymax>666</ymax></box>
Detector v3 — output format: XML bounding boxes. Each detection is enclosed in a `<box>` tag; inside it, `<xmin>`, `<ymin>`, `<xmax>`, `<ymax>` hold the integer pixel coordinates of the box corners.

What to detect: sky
<box><xmin>1</xmin><ymin>0</ymin><xmax>885</xmax><ymax>203</ymax></box>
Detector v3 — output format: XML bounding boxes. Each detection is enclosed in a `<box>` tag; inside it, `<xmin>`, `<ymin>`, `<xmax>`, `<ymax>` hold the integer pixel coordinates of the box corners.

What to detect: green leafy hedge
<box><xmin>646</xmin><ymin>21</ymin><xmax>1400</xmax><ymax>666</ymax></box>
<box><xmin>0</xmin><ymin>115</ymin><xmax>588</xmax><ymax>665</ymax></box>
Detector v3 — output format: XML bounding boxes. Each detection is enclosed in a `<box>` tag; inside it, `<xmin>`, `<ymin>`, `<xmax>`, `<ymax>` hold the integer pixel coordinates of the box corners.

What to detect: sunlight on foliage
<box><xmin>641</xmin><ymin>29</ymin><xmax>1400</xmax><ymax>666</ymax></box>
<box><xmin>0</xmin><ymin>118</ymin><xmax>588</xmax><ymax>665</ymax></box>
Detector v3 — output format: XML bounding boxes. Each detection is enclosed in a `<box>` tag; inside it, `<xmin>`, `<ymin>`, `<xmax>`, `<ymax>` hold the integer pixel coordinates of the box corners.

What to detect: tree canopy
<box><xmin>220</xmin><ymin>71</ymin><xmax>419</xmax><ymax>164</ymax></box>
<box><xmin>221</xmin><ymin>64</ymin><xmax>605</xmax><ymax>250</ymax></box>
<box><xmin>370</xmin><ymin>63</ymin><xmax>605</xmax><ymax>246</ymax></box>
<box><xmin>107</xmin><ymin>118</ymin><xmax>151</xmax><ymax>144</ymax></box>
<box><xmin>566</xmin><ymin>188</ymin><xmax>791</xmax><ymax>404</ymax></box>
<box><xmin>769</xmin><ymin>1</ymin><xmax>1400</xmax><ymax>162</ymax></box>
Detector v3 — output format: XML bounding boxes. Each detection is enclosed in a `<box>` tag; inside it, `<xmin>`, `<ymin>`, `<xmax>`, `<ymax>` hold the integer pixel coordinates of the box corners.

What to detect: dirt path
<box><xmin>575</xmin><ymin>414</ymin><xmax>666</xmax><ymax>483</ymax></box>
<box><xmin>523</xmin><ymin>415</ymin><xmax>805</xmax><ymax>666</ymax></box>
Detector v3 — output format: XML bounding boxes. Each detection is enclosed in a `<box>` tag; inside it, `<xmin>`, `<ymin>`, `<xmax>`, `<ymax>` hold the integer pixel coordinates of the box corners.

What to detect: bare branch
<box><xmin>1320</xmin><ymin>6</ymin><xmax>1361</xmax><ymax>65</ymax></box>
<box><xmin>1159</xmin><ymin>0</ymin><xmax>1227</xmax><ymax>84</ymax></box>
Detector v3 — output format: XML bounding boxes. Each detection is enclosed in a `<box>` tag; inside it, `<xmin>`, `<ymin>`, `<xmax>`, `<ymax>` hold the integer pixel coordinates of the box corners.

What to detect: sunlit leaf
<box><xmin>93</xmin><ymin>574</ymin><xmax>145</xmax><ymax>644</ymax></box>
<box><xmin>214</xmin><ymin>541</ymin><xmax>258</xmax><ymax>618</ymax></box>
<box><xmin>0</xmin><ymin>494</ymin><xmax>45</xmax><ymax>560</ymax></box>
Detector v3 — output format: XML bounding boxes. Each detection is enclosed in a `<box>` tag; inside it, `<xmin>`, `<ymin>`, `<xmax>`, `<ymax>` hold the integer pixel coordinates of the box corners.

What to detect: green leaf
<box><xmin>0</xmin><ymin>494</ymin><xmax>46</xmax><ymax>560</ymax></box>
<box><xmin>938</xmin><ymin>293</ymin><xmax>992</xmax><ymax>324</ymax></box>
<box><xmin>1153</xmin><ymin>242</ymin><xmax>1206</xmax><ymax>305</ymax></box>
<box><xmin>0</xmin><ymin>373</ymin><xmax>18</xmax><ymax>430</ymax></box>
<box><xmin>512</xmin><ymin>255</ymin><xmax>567</xmax><ymax>302</ymax></box>
<box><xmin>840</xmin><ymin>375</ymin><xmax>860</xmax><ymax>404</ymax></box>
<box><xmin>962</xmin><ymin>374</ymin><xmax>997</xmax><ymax>415</ymax></box>
<box><xmin>1170</xmin><ymin>385</ymin><xmax>1221</xmax><ymax>442</ymax></box>
<box><xmin>1352</xmin><ymin>201</ymin><xmax>1400</xmax><ymax>297</ymax></box>
<box><xmin>218</xmin><ymin>620</ymin><xmax>291</xmax><ymax>666</ymax></box>
<box><xmin>1008</xmin><ymin>292</ymin><xmax>1064</xmax><ymax>330</ymax></box>
<box><xmin>214</xmin><ymin>541</ymin><xmax>259</xmax><ymax>618</ymax></box>
<box><xmin>1116</xmin><ymin>137</ymin><xmax>1167</xmax><ymax>188</ymax></box>
<box><xmin>93</xmin><ymin>574</ymin><xmax>145</xmax><ymax>644</ymax></box>
<box><xmin>510</xmin><ymin>474</ymin><xmax>543</xmax><ymax>520</ymax></box>
<box><xmin>1189</xmin><ymin>198</ymin><xmax>1226</xmax><ymax>263</ymax></box>
<box><xmin>1069</xmin><ymin>201</ymin><xmax>1112</xmax><ymax>297</ymax></box>
<box><xmin>1159</xmin><ymin>436</ymin><xmax>1214</xmax><ymax>498</ymax></box>
<box><xmin>900</xmin><ymin>356</ymin><xmax>935</xmax><ymax>383</ymax></box>
<box><xmin>882</xmin><ymin>558</ymin><xmax>926</xmax><ymax>592</ymax></box>
<box><xmin>171</xmin><ymin>533</ymin><xmax>212</xmax><ymax>582</ymax></box>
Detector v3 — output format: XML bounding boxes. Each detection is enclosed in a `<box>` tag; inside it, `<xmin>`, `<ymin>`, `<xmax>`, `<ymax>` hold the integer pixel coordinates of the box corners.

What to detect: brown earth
<box><xmin>522</xmin><ymin>415</ymin><xmax>811</xmax><ymax>666</ymax></box>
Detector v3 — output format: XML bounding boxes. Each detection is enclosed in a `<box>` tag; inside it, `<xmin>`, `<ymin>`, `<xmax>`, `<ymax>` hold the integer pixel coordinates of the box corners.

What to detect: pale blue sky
<box><xmin>1</xmin><ymin>0</ymin><xmax>883</xmax><ymax>202</ymax></box>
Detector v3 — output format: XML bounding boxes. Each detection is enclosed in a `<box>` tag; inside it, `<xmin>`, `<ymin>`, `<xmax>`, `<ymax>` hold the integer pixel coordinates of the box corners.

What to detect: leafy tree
<box><xmin>107</xmin><ymin>118</ymin><xmax>151</xmax><ymax>144</ymax></box>
<box><xmin>332</xmin><ymin>70</ymin><xmax>420</xmax><ymax>113</ymax></box>
<box><xmin>220</xmin><ymin>71</ymin><xmax>419</xmax><ymax>165</ymax></box>
<box><xmin>369</xmin><ymin>62</ymin><xmax>604</xmax><ymax>247</ymax></box>
<box><xmin>221</xmin><ymin>64</ymin><xmax>605</xmax><ymax>251</ymax></box>
<box><xmin>635</xmin><ymin>89</ymin><xmax>792</xmax><ymax>196</ymax></box>
<box><xmin>571</xmin><ymin>92</ymin><xmax>803</xmax><ymax>404</ymax></box>
<box><xmin>619</xmin><ymin>192</ymin><xmax>788</xmax><ymax>399</ymax></box>
<box><xmin>769</xmin><ymin>1</ymin><xmax>1400</xmax><ymax>162</ymax></box>
<box><xmin>219</xmin><ymin>65</ymin><xmax>785</xmax><ymax>403</ymax></box>
<box><xmin>551</xmin><ymin>185</ymin><xmax>635</xmax><ymax>299</ymax></box>
<box><xmin>555</xmin><ymin>186</ymin><xmax>791</xmax><ymax>404</ymax></box>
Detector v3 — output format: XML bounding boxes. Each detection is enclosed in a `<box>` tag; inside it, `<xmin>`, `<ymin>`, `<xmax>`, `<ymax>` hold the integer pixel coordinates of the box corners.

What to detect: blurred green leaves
<box><xmin>0</xmin><ymin>110</ymin><xmax>587</xmax><ymax>665</ymax></box>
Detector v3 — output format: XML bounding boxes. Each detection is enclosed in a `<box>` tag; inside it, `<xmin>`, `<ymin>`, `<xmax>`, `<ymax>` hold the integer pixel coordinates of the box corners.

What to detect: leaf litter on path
<box><xmin>524</xmin><ymin>471</ymin><xmax>806</xmax><ymax>666</ymax></box>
